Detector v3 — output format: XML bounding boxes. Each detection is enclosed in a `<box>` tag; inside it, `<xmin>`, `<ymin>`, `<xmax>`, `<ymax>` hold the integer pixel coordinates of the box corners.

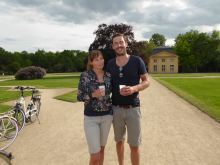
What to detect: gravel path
<box><xmin>4</xmin><ymin>78</ymin><xmax>220</xmax><ymax>165</ymax></box>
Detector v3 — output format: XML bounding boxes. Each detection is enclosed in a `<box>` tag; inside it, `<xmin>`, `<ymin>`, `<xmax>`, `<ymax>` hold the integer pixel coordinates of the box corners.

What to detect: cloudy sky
<box><xmin>0</xmin><ymin>0</ymin><xmax>220</xmax><ymax>52</ymax></box>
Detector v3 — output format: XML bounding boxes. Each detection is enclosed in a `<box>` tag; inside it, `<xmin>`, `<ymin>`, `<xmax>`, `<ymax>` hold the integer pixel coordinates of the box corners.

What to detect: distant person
<box><xmin>77</xmin><ymin>50</ymin><xmax>113</xmax><ymax>165</ymax></box>
<box><xmin>106</xmin><ymin>33</ymin><xmax>150</xmax><ymax>165</ymax></box>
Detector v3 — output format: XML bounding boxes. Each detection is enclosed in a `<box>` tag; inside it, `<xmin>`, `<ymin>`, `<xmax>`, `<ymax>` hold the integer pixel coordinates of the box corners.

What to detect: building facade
<box><xmin>148</xmin><ymin>47</ymin><xmax>178</xmax><ymax>73</ymax></box>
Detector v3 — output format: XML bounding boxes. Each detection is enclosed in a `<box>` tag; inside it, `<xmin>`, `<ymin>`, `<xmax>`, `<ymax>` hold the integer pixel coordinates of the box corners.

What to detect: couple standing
<box><xmin>77</xmin><ymin>33</ymin><xmax>150</xmax><ymax>165</ymax></box>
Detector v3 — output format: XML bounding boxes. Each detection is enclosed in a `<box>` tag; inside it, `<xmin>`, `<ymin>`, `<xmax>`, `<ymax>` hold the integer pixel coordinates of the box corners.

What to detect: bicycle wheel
<box><xmin>12</xmin><ymin>108</ymin><xmax>25</xmax><ymax>132</ymax></box>
<box><xmin>0</xmin><ymin>151</ymin><xmax>12</xmax><ymax>165</ymax></box>
<box><xmin>30</xmin><ymin>99</ymin><xmax>41</xmax><ymax>123</ymax></box>
<box><xmin>0</xmin><ymin>117</ymin><xmax>18</xmax><ymax>150</ymax></box>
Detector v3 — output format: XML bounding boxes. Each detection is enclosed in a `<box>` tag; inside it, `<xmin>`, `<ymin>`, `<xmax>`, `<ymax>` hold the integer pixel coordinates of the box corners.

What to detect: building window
<box><xmin>154</xmin><ymin>59</ymin><xmax>157</xmax><ymax>63</ymax></box>
<box><xmin>162</xmin><ymin>59</ymin><xmax>165</xmax><ymax>62</ymax></box>
<box><xmin>162</xmin><ymin>65</ymin><xmax>166</xmax><ymax>72</ymax></box>
<box><xmin>170</xmin><ymin>65</ymin><xmax>174</xmax><ymax>72</ymax></box>
<box><xmin>153</xmin><ymin>65</ymin><xmax>157</xmax><ymax>72</ymax></box>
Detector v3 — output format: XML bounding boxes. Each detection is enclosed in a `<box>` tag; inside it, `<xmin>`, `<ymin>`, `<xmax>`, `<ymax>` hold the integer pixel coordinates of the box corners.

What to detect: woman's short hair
<box><xmin>87</xmin><ymin>50</ymin><xmax>103</xmax><ymax>70</ymax></box>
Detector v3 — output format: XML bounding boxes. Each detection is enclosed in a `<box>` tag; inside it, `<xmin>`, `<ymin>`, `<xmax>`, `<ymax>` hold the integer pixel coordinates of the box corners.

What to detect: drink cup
<box><xmin>119</xmin><ymin>85</ymin><xmax>126</xmax><ymax>95</ymax></box>
<box><xmin>99</xmin><ymin>85</ymin><xmax>105</xmax><ymax>96</ymax></box>
<box><xmin>119</xmin><ymin>85</ymin><xmax>126</xmax><ymax>90</ymax></box>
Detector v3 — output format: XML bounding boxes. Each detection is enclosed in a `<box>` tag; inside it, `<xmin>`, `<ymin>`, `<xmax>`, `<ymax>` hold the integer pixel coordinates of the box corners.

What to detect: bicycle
<box><xmin>0</xmin><ymin>111</ymin><xmax>18</xmax><ymax>151</ymax></box>
<box><xmin>12</xmin><ymin>86</ymin><xmax>41</xmax><ymax>132</ymax></box>
<box><xmin>0</xmin><ymin>112</ymin><xmax>16</xmax><ymax>165</ymax></box>
<box><xmin>0</xmin><ymin>150</ymin><xmax>13</xmax><ymax>165</ymax></box>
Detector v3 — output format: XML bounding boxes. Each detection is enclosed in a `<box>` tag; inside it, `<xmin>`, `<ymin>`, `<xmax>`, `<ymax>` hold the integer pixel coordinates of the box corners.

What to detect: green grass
<box><xmin>0</xmin><ymin>87</ymin><xmax>34</xmax><ymax>113</ymax></box>
<box><xmin>0</xmin><ymin>87</ymin><xmax>10</xmax><ymax>90</ymax></box>
<box><xmin>0</xmin><ymin>74</ymin><xmax>81</xmax><ymax>113</ymax></box>
<box><xmin>0</xmin><ymin>87</ymin><xmax>16</xmax><ymax>113</ymax></box>
<box><xmin>151</xmin><ymin>73</ymin><xmax>220</xmax><ymax>77</ymax></box>
<box><xmin>0</xmin><ymin>76</ymin><xmax>80</xmax><ymax>88</ymax></box>
<box><xmin>0</xmin><ymin>75</ymin><xmax>14</xmax><ymax>80</ymax></box>
<box><xmin>155</xmin><ymin>77</ymin><xmax>220</xmax><ymax>122</ymax></box>
<box><xmin>0</xmin><ymin>90</ymin><xmax>20</xmax><ymax>103</ymax></box>
<box><xmin>0</xmin><ymin>89</ymin><xmax>31</xmax><ymax>103</ymax></box>
<box><xmin>46</xmin><ymin>72</ymin><xmax>81</xmax><ymax>77</ymax></box>
<box><xmin>0</xmin><ymin>104</ymin><xmax>12</xmax><ymax>114</ymax></box>
<box><xmin>54</xmin><ymin>90</ymin><xmax>78</xmax><ymax>103</ymax></box>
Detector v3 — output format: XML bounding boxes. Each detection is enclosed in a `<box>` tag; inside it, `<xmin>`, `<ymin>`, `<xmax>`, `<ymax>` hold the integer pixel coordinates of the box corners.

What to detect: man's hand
<box><xmin>120</xmin><ymin>86</ymin><xmax>136</xmax><ymax>96</ymax></box>
<box><xmin>119</xmin><ymin>73</ymin><xmax>150</xmax><ymax>96</ymax></box>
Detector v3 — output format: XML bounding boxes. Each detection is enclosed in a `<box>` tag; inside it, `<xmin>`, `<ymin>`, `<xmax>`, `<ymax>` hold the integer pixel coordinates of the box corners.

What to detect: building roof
<box><xmin>151</xmin><ymin>46</ymin><xmax>175</xmax><ymax>55</ymax></box>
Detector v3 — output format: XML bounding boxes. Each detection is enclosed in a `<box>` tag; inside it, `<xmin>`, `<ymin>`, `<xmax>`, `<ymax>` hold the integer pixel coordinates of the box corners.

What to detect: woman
<box><xmin>77</xmin><ymin>50</ymin><xmax>113</xmax><ymax>165</ymax></box>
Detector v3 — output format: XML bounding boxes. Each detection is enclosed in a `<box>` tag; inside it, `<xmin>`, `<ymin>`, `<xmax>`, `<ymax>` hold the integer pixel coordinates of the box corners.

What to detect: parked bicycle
<box><xmin>0</xmin><ymin>111</ymin><xmax>18</xmax><ymax>151</ymax></box>
<box><xmin>0</xmin><ymin>112</ymin><xmax>16</xmax><ymax>165</ymax></box>
<box><xmin>0</xmin><ymin>150</ymin><xmax>13</xmax><ymax>165</ymax></box>
<box><xmin>12</xmin><ymin>86</ymin><xmax>41</xmax><ymax>132</ymax></box>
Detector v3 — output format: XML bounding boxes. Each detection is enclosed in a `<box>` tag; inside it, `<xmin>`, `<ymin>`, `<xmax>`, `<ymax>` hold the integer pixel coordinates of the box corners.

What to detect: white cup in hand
<box><xmin>119</xmin><ymin>85</ymin><xmax>126</xmax><ymax>90</ymax></box>
<box><xmin>99</xmin><ymin>85</ymin><xmax>105</xmax><ymax>96</ymax></box>
<box><xmin>119</xmin><ymin>85</ymin><xmax>126</xmax><ymax>95</ymax></box>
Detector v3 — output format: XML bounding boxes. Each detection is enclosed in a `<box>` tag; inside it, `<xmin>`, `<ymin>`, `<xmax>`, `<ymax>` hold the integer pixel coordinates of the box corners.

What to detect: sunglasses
<box><xmin>119</xmin><ymin>67</ymin><xmax>123</xmax><ymax>78</ymax></box>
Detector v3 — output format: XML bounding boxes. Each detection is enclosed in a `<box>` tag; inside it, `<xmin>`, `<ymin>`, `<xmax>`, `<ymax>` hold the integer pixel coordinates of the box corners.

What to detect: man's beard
<box><xmin>115</xmin><ymin>48</ymin><xmax>126</xmax><ymax>56</ymax></box>
<box><xmin>116</xmin><ymin>52</ymin><xmax>125</xmax><ymax>56</ymax></box>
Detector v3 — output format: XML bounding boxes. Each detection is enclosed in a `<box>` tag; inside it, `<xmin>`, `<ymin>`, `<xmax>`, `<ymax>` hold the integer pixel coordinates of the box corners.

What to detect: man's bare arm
<box><xmin>120</xmin><ymin>73</ymin><xmax>150</xmax><ymax>96</ymax></box>
<box><xmin>133</xmin><ymin>73</ymin><xmax>150</xmax><ymax>92</ymax></box>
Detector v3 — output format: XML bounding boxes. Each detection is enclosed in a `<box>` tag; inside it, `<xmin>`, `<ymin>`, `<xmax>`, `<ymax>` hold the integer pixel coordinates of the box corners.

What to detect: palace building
<box><xmin>148</xmin><ymin>47</ymin><xmax>179</xmax><ymax>73</ymax></box>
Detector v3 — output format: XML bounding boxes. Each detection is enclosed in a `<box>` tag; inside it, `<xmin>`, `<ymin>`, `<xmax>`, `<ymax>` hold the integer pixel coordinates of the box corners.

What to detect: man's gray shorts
<box><xmin>113</xmin><ymin>106</ymin><xmax>141</xmax><ymax>147</ymax></box>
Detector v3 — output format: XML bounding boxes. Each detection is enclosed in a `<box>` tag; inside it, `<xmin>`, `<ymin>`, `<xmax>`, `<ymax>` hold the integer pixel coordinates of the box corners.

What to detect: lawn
<box><xmin>155</xmin><ymin>77</ymin><xmax>220</xmax><ymax>122</ymax></box>
<box><xmin>151</xmin><ymin>73</ymin><xmax>220</xmax><ymax>77</ymax></box>
<box><xmin>0</xmin><ymin>75</ymin><xmax>80</xmax><ymax>88</ymax></box>
<box><xmin>0</xmin><ymin>87</ymin><xmax>31</xmax><ymax>113</ymax></box>
<box><xmin>0</xmin><ymin>74</ymin><xmax>80</xmax><ymax>113</ymax></box>
<box><xmin>0</xmin><ymin>75</ymin><xmax>14</xmax><ymax>80</ymax></box>
<box><xmin>0</xmin><ymin>104</ymin><xmax>12</xmax><ymax>113</ymax></box>
<box><xmin>55</xmin><ymin>90</ymin><xmax>78</xmax><ymax>103</ymax></box>
<box><xmin>46</xmin><ymin>72</ymin><xmax>81</xmax><ymax>77</ymax></box>
<box><xmin>0</xmin><ymin>87</ymin><xmax>20</xmax><ymax>103</ymax></box>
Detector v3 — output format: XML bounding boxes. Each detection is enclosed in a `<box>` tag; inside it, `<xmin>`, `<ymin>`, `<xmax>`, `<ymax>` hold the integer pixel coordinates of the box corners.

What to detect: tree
<box><xmin>174</xmin><ymin>30</ymin><xmax>220</xmax><ymax>72</ymax></box>
<box><xmin>89</xmin><ymin>23</ymin><xmax>135</xmax><ymax>54</ymax></box>
<box><xmin>206</xmin><ymin>30</ymin><xmax>220</xmax><ymax>72</ymax></box>
<box><xmin>0</xmin><ymin>47</ymin><xmax>89</xmax><ymax>74</ymax></box>
<box><xmin>131</xmin><ymin>41</ymin><xmax>156</xmax><ymax>64</ymax></box>
<box><xmin>74</xmin><ymin>50</ymin><xmax>89</xmax><ymax>71</ymax></box>
<box><xmin>149</xmin><ymin>33</ymin><xmax>166</xmax><ymax>47</ymax></box>
<box><xmin>175</xmin><ymin>30</ymin><xmax>201</xmax><ymax>72</ymax></box>
<box><xmin>88</xmin><ymin>23</ymin><xmax>140</xmax><ymax>70</ymax></box>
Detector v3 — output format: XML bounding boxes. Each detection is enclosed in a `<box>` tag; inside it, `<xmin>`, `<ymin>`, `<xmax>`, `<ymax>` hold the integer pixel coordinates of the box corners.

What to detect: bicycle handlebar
<box><xmin>14</xmin><ymin>86</ymin><xmax>40</xmax><ymax>97</ymax></box>
<box><xmin>14</xmin><ymin>86</ymin><xmax>37</xmax><ymax>91</ymax></box>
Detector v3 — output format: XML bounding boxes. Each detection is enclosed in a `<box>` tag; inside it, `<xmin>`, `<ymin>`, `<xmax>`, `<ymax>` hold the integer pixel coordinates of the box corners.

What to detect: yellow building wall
<box><xmin>148</xmin><ymin>51</ymin><xmax>178</xmax><ymax>73</ymax></box>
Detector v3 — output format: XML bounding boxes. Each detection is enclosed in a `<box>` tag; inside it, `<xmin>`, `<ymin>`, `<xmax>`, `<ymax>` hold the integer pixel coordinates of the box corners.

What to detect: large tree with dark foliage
<box><xmin>89</xmin><ymin>23</ymin><xmax>149</xmax><ymax>69</ymax></box>
<box><xmin>89</xmin><ymin>23</ymin><xmax>135</xmax><ymax>54</ymax></box>
<box><xmin>149</xmin><ymin>33</ymin><xmax>166</xmax><ymax>47</ymax></box>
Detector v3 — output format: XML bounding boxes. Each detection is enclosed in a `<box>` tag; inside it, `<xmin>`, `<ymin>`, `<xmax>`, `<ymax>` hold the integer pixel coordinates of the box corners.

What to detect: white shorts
<box><xmin>84</xmin><ymin>115</ymin><xmax>113</xmax><ymax>154</ymax></box>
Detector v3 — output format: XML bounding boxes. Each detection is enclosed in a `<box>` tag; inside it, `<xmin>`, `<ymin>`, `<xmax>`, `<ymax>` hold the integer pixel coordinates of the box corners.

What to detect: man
<box><xmin>106</xmin><ymin>33</ymin><xmax>150</xmax><ymax>165</ymax></box>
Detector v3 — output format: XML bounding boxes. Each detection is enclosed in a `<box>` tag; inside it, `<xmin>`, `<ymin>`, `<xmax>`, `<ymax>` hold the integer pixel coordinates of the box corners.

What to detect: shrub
<box><xmin>15</xmin><ymin>66</ymin><xmax>46</xmax><ymax>80</ymax></box>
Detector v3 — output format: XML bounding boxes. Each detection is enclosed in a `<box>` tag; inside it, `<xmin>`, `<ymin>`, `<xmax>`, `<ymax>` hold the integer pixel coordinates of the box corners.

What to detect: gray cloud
<box><xmin>1</xmin><ymin>0</ymin><xmax>220</xmax><ymax>51</ymax></box>
<box><xmin>5</xmin><ymin>0</ymin><xmax>136</xmax><ymax>23</ymax></box>
<box><xmin>4</xmin><ymin>0</ymin><xmax>220</xmax><ymax>26</ymax></box>
<box><xmin>0</xmin><ymin>37</ymin><xmax>17</xmax><ymax>44</ymax></box>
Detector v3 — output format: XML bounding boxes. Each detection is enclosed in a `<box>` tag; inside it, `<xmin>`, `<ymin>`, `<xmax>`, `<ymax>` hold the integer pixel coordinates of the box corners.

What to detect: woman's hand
<box><xmin>91</xmin><ymin>89</ymin><xmax>103</xmax><ymax>98</ymax></box>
